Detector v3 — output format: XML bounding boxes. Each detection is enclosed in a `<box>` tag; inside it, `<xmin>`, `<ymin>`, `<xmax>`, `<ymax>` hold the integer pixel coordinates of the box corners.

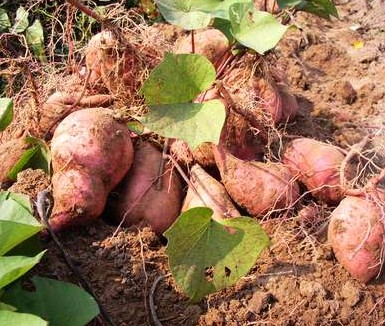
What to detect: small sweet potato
<box><xmin>49</xmin><ymin>108</ymin><xmax>133</xmax><ymax>231</ymax></box>
<box><xmin>85</xmin><ymin>31</ymin><xmax>139</xmax><ymax>93</ymax></box>
<box><xmin>214</xmin><ymin>146</ymin><xmax>300</xmax><ymax>216</ymax></box>
<box><xmin>282</xmin><ymin>138</ymin><xmax>354</xmax><ymax>204</ymax></box>
<box><xmin>182</xmin><ymin>164</ymin><xmax>240</xmax><ymax>220</ymax></box>
<box><xmin>109</xmin><ymin>142</ymin><xmax>184</xmax><ymax>234</ymax></box>
<box><xmin>328</xmin><ymin>194</ymin><xmax>385</xmax><ymax>283</ymax></box>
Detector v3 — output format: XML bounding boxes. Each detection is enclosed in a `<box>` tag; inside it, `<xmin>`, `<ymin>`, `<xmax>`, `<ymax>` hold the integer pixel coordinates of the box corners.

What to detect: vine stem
<box><xmin>36</xmin><ymin>190</ymin><xmax>117</xmax><ymax>326</ymax></box>
<box><xmin>65</xmin><ymin>0</ymin><xmax>105</xmax><ymax>24</ymax></box>
<box><xmin>191</xmin><ymin>30</ymin><xmax>195</xmax><ymax>54</ymax></box>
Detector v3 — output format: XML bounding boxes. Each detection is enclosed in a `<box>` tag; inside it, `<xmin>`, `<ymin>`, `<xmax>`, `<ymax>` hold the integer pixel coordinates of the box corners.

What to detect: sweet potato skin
<box><xmin>282</xmin><ymin>137</ymin><xmax>353</xmax><ymax>204</ymax></box>
<box><xmin>51</xmin><ymin>108</ymin><xmax>133</xmax><ymax>190</ymax></box>
<box><xmin>182</xmin><ymin>164</ymin><xmax>240</xmax><ymax>220</ymax></box>
<box><xmin>214</xmin><ymin>146</ymin><xmax>300</xmax><ymax>216</ymax></box>
<box><xmin>328</xmin><ymin>195</ymin><xmax>385</xmax><ymax>283</ymax></box>
<box><xmin>174</xmin><ymin>29</ymin><xmax>229</xmax><ymax>63</ymax></box>
<box><xmin>50</xmin><ymin>169</ymin><xmax>107</xmax><ymax>231</ymax></box>
<box><xmin>50</xmin><ymin>108</ymin><xmax>133</xmax><ymax>231</ymax></box>
<box><xmin>109</xmin><ymin>142</ymin><xmax>184</xmax><ymax>234</ymax></box>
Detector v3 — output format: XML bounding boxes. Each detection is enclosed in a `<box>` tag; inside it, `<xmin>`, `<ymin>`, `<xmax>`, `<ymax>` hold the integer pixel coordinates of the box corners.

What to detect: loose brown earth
<box><xmin>28</xmin><ymin>1</ymin><xmax>385</xmax><ymax>325</ymax></box>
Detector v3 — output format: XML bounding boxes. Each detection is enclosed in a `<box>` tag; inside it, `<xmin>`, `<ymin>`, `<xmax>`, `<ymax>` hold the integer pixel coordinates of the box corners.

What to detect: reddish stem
<box><xmin>191</xmin><ymin>30</ymin><xmax>195</xmax><ymax>54</ymax></box>
<box><xmin>65</xmin><ymin>0</ymin><xmax>103</xmax><ymax>22</ymax></box>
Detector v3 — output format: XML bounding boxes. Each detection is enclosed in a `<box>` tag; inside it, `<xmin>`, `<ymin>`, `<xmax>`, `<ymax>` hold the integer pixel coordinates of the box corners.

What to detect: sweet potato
<box><xmin>282</xmin><ymin>138</ymin><xmax>354</xmax><ymax>204</ymax></box>
<box><xmin>328</xmin><ymin>194</ymin><xmax>385</xmax><ymax>283</ymax></box>
<box><xmin>214</xmin><ymin>146</ymin><xmax>300</xmax><ymax>216</ymax></box>
<box><xmin>0</xmin><ymin>137</ymin><xmax>31</xmax><ymax>184</ymax></box>
<box><xmin>49</xmin><ymin>108</ymin><xmax>133</xmax><ymax>231</ymax></box>
<box><xmin>223</xmin><ymin>64</ymin><xmax>298</xmax><ymax>125</ymax></box>
<box><xmin>182</xmin><ymin>164</ymin><xmax>240</xmax><ymax>220</ymax></box>
<box><xmin>85</xmin><ymin>31</ymin><xmax>139</xmax><ymax>93</ymax></box>
<box><xmin>174</xmin><ymin>29</ymin><xmax>229</xmax><ymax>64</ymax></box>
<box><xmin>108</xmin><ymin>142</ymin><xmax>184</xmax><ymax>234</ymax></box>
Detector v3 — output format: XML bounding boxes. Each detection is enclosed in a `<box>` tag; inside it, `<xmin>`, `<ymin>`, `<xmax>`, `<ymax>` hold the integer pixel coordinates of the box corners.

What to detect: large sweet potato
<box><xmin>282</xmin><ymin>137</ymin><xmax>354</xmax><ymax>204</ymax></box>
<box><xmin>109</xmin><ymin>142</ymin><xmax>184</xmax><ymax>234</ymax></box>
<box><xmin>49</xmin><ymin>108</ymin><xmax>133</xmax><ymax>231</ymax></box>
<box><xmin>328</xmin><ymin>194</ymin><xmax>385</xmax><ymax>283</ymax></box>
<box><xmin>214</xmin><ymin>146</ymin><xmax>300</xmax><ymax>216</ymax></box>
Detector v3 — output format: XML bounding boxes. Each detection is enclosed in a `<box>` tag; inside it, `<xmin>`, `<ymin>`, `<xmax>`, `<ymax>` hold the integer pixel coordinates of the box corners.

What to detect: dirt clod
<box><xmin>247</xmin><ymin>290</ymin><xmax>274</xmax><ymax>314</ymax></box>
<box><xmin>341</xmin><ymin>281</ymin><xmax>361</xmax><ymax>307</ymax></box>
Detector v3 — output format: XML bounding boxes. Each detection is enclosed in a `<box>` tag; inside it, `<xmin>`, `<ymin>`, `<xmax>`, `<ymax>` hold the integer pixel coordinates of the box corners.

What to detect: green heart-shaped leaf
<box><xmin>230</xmin><ymin>3</ymin><xmax>288</xmax><ymax>54</ymax></box>
<box><xmin>3</xmin><ymin>276</ymin><xmax>99</xmax><ymax>326</ymax></box>
<box><xmin>141</xmin><ymin>100</ymin><xmax>225</xmax><ymax>149</ymax></box>
<box><xmin>164</xmin><ymin>207</ymin><xmax>270</xmax><ymax>302</ymax></box>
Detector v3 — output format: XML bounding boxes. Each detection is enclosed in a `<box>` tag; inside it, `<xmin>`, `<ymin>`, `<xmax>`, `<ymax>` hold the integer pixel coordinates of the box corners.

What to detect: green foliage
<box><xmin>25</xmin><ymin>20</ymin><xmax>46</xmax><ymax>62</ymax></box>
<box><xmin>0</xmin><ymin>5</ymin><xmax>46</xmax><ymax>62</ymax></box>
<box><xmin>277</xmin><ymin>0</ymin><xmax>338</xmax><ymax>19</ymax></box>
<box><xmin>0</xmin><ymin>253</ymin><xmax>46</xmax><ymax>290</ymax></box>
<box><xmin>0</xmin><ymin>9</ymin><xmax>11</xmax><ymax>32</ymax></box>
<box><xmin>142</xmin><ymin>100</ymin><xmax>226</xmax><ymax>149</ymax></box>
<box><xmin>141</xmin><ymin>53</ymin><xmax>226</xmax><ymax>149</ymax></box>
<box><xmin>3</xmin><ymin>276</ymin><xmax>100</xmax><ymax>326</ymax></box>
<box><xmin>0</xmin><ymin>98</ymin><xmax>13</xmax><ymax>132</ymax></box>
<box><xmin>7</xmin><ymin>137</ymin><xmax>51</xmax><ymax>181</ymax></box>
<box><xmin>142</xmin><ymin>53</ymin><xmax>216</xmax><ymax>105</ymax></box>
<box><xmin>230</xmin><ymin>3</ymin><xmax>288</xmax><ymax>54</ymax></box>
<box><xmin>0</xmin><ymin>310</ymin><xmax>47</xmax><ymax>326</ymax></box>
<box><xmin>0</xmin><ymin>191</ymin><xmax>99</xmax><ymax>325</ymax></box>
<box><xmin>11</xmin><ymin>6</ymin><xmax>29</xmax><ymax>33</ymax></box>
<box><xmin>156</xmin><ymin>0</ymin><xmax>253</xmax><ymax>29</ymax></box>
<box><xmin>156</xmin><ymin>0</ymin><xmax>212</xmax><ymax>30</ymax></box>
<box><xmin>0</xmin><ymin>192</ymin><xmax>42</xmax><ymax>256</ymax></box>
<box><xmin>164</xmin><ymin>207</ymin><xmax>270</xmax><ymax>302</ymax></box>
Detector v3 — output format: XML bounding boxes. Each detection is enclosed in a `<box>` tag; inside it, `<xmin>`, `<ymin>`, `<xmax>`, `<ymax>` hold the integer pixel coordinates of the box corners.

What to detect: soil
<box><xmin>18</xmin><ymin>0</ymin><xmax>385</xmax><ymax>325</ymax></box>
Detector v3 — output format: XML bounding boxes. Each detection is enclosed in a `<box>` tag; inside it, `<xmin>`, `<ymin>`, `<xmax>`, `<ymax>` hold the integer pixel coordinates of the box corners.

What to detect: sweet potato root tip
<box><xmin>50</xmin><ymin>169</ymin><xmax>107</xmax><ymax>232</ymax></box>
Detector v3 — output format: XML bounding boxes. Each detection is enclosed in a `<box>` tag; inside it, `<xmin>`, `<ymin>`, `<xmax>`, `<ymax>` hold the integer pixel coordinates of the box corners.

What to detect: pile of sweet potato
<box><xmin>2</xmin><ymin>24</ymin><xmax>384</xmax><ymax>286</ymax></box>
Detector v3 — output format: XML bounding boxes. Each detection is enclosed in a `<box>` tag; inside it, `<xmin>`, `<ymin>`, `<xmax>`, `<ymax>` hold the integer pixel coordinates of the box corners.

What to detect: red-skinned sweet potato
<box><xmin>174</xmin><ymin>29</ymin><xmax>229</xmax><ymax>64</ymax></box>
<box><xmin>282</xmin><ymin>137</ymin><xmax>354</xmax><ymax>204</ymax></box>
<box><xmin>214</xmin><ymin>146</ymin><xmax>300</xmax><ymax>216</ymax></box>
<box><xmin>85</xmin><ymin>31</ymin><xmax>139</xmax><ymax>93</ymax></box>
<box><xmin>49</xmin><ymin>108</ymin><xmax>133</xmax><ymax>231</ymax></box>
<box><xmin>109</xmin><ymin>142</ymin><xmax>184</xmax><ymax>234</ymax></box>
<box><xmin>182</xmin><ymin>164</ymin><xmax>240</xmax><ymax>220</ymax></box>
<box><xmin>328</xmin><ymin>193</ymin><xmax>385</xmax><ymax>283</ymax></box>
